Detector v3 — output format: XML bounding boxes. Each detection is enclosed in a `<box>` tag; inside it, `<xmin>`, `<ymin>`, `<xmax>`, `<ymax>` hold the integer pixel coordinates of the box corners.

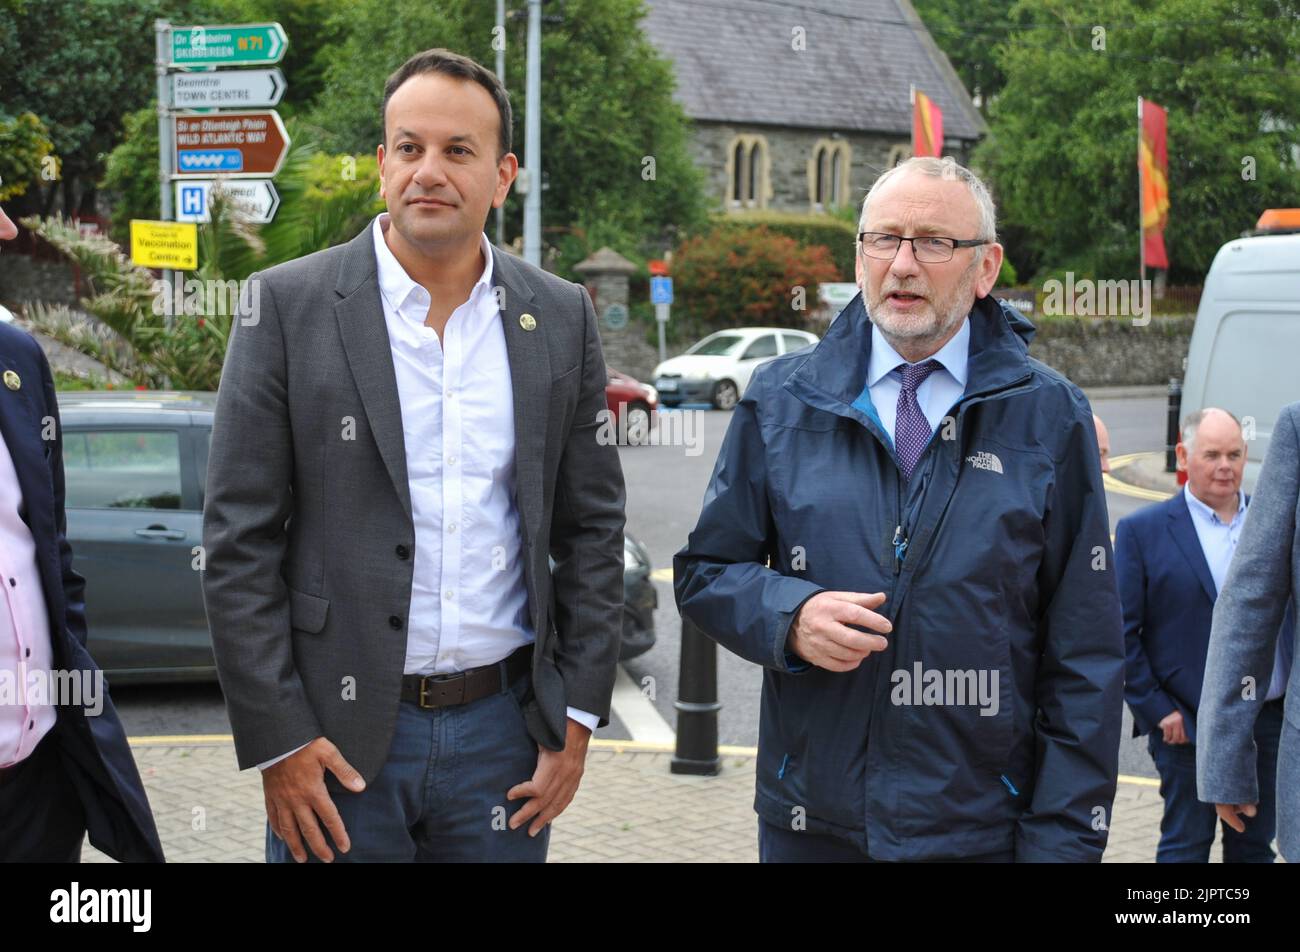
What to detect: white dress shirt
<box><xmin>0</xmin><ymin>427</ymin><xmax>57</xmax><ymax>767</ymax></box>
<box><xmin>1185</xmin><ymin>485</ymin><xmax>1289</xmax><ymax>701</ymax></box>
<box><xmin>854</xmin><ymin>316</ymin><xmax>970</xmax><ymax>445</ymax></box>
<box><xmin>259</xmin><ymin>217</ymin><xmax>597</xmax><ymax>770</ymax></box>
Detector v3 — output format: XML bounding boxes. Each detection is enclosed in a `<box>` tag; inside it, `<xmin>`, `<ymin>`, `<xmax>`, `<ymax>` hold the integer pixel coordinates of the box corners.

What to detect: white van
<box><xmin>1180</xmin><ymin>210</ymin><xmax>1300</xmax><ymax>491</ymax></box>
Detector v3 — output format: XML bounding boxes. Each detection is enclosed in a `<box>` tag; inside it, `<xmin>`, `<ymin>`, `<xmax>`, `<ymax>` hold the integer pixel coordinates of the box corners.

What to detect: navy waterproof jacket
<box><xmin>674</xmin><ymin>293</ymin><xmax>1124</xmax><ymax>862</ymax></box>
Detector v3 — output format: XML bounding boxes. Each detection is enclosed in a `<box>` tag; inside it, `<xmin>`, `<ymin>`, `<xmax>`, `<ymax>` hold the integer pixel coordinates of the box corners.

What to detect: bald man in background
<box><xmin>1116</xmin><ymin>408</ymin><xmax>1287</xmax><ymax>862</ymax></box>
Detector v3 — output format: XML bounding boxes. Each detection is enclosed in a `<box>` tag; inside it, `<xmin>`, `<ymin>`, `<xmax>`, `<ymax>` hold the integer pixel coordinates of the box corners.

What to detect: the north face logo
<box><xmin>966</xmin><ymin>450</ymin><xmax>1004</xmax><ymax>474</ymax></box>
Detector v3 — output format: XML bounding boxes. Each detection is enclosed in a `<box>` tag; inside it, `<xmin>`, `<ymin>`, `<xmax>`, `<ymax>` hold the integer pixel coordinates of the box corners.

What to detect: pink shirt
<box><xmin>0</xmin><ymin>426</ymin><xmax>57</xmax><ymax>766</ymax></box>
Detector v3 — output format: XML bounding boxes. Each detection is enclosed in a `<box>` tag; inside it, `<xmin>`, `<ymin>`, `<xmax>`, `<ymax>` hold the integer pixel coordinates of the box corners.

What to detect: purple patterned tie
<box><xmin>894</xmin><ymin>359</ymin><xmax>942</xmax><ymax>481</ymax></box>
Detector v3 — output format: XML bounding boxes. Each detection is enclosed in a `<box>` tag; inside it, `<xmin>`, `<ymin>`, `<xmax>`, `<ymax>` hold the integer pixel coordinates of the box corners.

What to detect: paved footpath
<box><xmin>83</xmin><ymin>738</ymin><xmax>1231</xmax><ymax>863</ymax></box>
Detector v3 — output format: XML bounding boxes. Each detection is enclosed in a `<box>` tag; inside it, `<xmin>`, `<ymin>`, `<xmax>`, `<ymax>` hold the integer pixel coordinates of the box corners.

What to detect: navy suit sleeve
<box><xmin>35</xmin><ymin>337</ymin><xmax>89</xmax><ymax>648</ymax></box>
<box><xmin>1115</xmin><ymin>515</ymin><xmax>1176</xmax><ymax>736</ymax></box>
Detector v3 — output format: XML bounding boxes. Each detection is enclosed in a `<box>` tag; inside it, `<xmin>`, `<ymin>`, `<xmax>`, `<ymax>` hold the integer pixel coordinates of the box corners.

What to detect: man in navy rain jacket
<box><xmin>675</xmin><ymin>157</ymin><xmax>1124</xmax><ymax>863</ymax></box>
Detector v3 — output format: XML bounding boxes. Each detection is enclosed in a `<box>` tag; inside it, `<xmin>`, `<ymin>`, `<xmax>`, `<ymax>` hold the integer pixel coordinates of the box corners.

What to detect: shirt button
<box><xmin>25</xmin><ymin>647</ymin><xmax>30</xmax><ymax>657</ymax></box>
<box><xmin>395</xmin><ymin>544</ymin><xmax>410</xmax><ymax>560</ymax></box>
<box><xmin>388</xmin><ymin>615</ymin><xmax>402</xmax><ymax>630</ymax></box>
<box><xmin>447</xmin><ymin>455</ymin><xmax>457</xmax><ymax>466</ymax></box>
<box><xmin>444</xmin><ymin>589</ymin><xmax>455</xmax><ymax>601</ymax></box>
<box><xmin>446</xmin><ymin>523</ymin><xmax>457</xmax><ymax>533</ymax></box>
<box><xmin>28</xmin><ymin>721</ymin><xmax>34</xmax><ymax>730</ymax></box>
<box><xmin>8</xmin><ymin>578</ymin><xmax>14</xmax><ymax>587</ymax></box>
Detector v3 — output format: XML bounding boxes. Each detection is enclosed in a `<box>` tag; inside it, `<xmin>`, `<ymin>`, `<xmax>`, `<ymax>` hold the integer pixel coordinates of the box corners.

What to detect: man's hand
<box><xmin>1158</xmin><ymin>709</ymin><xmax>1189</xmax><ymax>745</ymax></box>
<box><xmin>507</xmin><ymin>717</ymin><xmax>591</xmax><ymax>837</ymax></box>
<box><xmin>1216</xmin><ymin>802</ymin><xmax>1258</xmax><ymax>833</ymax></box>
<box><xmin>786</xmin><ymin>591</ymin><xmax>892</xmax><ymax>672</ymax></box>
<box><xmin>262</xmin><ymin>737</ymin><xmax>366</xmax><ymax>863</ymax></box>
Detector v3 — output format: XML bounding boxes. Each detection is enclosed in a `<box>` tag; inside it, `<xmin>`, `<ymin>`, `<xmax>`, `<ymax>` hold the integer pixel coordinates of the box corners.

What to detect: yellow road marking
<box><xmin>1104</xmin><ymin>452</ymin><xmax>1177</xmax><ymax>501</ymax></box>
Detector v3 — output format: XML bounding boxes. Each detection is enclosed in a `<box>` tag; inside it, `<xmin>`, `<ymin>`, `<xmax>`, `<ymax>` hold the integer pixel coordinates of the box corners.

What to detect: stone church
<box><xmin>640</xmin><ymin>0</ymin><xmax>985</xmax><ymax>214</ymax></box>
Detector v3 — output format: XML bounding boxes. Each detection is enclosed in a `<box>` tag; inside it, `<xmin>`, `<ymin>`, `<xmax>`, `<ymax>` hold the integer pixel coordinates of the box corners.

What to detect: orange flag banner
<box><xmin>912</xmin><ymin>89</ymin><xmax>943</xmax><ymax>158</ymax></box>
<box><xmin>1138</xmin><ymin>99</ymin><xmax>1170</xmax><ymax>269</ymax></box>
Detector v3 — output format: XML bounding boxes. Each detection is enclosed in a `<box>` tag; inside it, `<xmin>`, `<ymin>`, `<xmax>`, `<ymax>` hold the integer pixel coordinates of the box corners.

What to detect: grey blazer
<box><xmin>1197</xmin><ymin>401</ymin><xmax>1300</xmax><ymax>860</ymax></box>
<box><xmin>201</xmin><ymin>225</ymin><xmax>626</xmax><ymax>781</ymax></box>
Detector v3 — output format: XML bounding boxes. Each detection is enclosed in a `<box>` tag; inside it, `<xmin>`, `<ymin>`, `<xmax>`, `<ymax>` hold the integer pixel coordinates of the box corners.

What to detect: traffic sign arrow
<box><xmin>170</xmin><ymin>23</ymin><xmax>289</xmax><ymax>66</ymax></box>
<box><xmin>171</xmin><ymin>68</ymin><xmax>285</xmax><ymax>109</ymax></box>
<box><xmin>173</xmin><ymin>111</ymin><xmax>290</xmax><ymax>178</ymax></box>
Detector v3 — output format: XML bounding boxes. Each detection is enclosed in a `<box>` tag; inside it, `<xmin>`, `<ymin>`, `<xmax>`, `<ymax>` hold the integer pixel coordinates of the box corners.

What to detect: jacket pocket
<box><xmin>287</xmin><ymin>587</ymin><xmax>329</xmax><ymax>634</ymax></box>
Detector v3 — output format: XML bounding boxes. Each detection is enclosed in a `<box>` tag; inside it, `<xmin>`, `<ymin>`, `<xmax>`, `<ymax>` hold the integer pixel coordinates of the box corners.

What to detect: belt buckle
<box><xmin>417</xmin><ymin>672</ymin><xmax>465</xmax><ymax>708</ymax></box>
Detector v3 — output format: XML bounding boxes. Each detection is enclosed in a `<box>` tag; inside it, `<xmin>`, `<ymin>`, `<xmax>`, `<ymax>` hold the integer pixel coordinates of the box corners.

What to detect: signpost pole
<box><xmin>155</xmin><ymin>19</ymin><xmax>176</xmax><ymax>328</ymax></box>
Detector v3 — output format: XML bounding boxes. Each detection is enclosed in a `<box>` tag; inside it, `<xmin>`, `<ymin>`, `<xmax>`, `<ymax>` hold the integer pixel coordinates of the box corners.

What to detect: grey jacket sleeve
<box><xmin>201</xmin><ymin>274</ymin><xmax>323</xmax><ymax>769</ymax></box>
<box><xmin>547</xmin><ymin>284</ymin><xmax>627</xmax><ymax>725</ymax></box>
<box><xmin>1198</xmin><ymin>405</ymin><xmax>1300</xmax><ymax>805</ymax></box>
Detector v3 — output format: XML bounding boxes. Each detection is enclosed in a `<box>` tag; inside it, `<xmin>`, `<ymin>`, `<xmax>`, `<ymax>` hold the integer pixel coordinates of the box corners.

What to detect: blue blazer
<box><xmin>1116</xmin><ymin>489</ymin><xmax>1292</xmax><ymax>744</ymax></box>
<box><xmin>0</xmin><ymin>323</ymin><xmax>163</xmax><ymax>862</ymax></box>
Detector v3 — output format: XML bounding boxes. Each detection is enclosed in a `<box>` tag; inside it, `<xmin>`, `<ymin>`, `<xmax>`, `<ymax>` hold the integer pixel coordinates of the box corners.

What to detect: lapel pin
<box><xmin>3</xmin><ymin>370</ymin><xmax>19</xmax><ymax>391</ymax></box>
<box><xmin>520</xmin><ymin>313</ymin><xmax>537</xmax><ymax>331</ymax></box>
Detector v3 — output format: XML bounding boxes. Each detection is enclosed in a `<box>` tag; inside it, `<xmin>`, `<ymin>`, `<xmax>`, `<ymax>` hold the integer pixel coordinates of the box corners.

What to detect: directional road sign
<box><xmin>170</xmin><ymin>23</ymin><xmax>288</xmax><ymax>66</ymax></box>
<box><xmin>175</xmin><ymin>179</ymin><xmax>280</xmax><ymax>224</ymax></box>
<box><xmin>170</xmin><ymin>68</ymin><xmax>285</xmax><ymax>109</ymax></box>
<box><xmin>173</xmin><ymin>111</ymin><xmax>290</xmax><ymax>177</ymax></box>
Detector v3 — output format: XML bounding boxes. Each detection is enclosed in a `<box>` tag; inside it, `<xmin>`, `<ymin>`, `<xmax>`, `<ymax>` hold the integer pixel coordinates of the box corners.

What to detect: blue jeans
<box><xmin>1147</xmin><ymin>698</ymin><xmax>1284</xmax><ymax>863</ymax></box>
<box><xmin>267</xmin><ymin>669</ymin><xmax>549</xmax><ymax>863</ymax></box>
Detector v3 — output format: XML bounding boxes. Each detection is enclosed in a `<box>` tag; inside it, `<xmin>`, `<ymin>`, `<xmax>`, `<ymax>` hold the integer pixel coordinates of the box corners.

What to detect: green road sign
<box><xmin>170</xmin><ymin>23</ymin><xmax>288</xmax><ymax>66</ymax></box>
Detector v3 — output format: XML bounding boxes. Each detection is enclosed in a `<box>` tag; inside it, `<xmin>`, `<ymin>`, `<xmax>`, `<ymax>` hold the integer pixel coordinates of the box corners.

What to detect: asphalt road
<box><xmin>110</xmin><ymin>388</ymin><xmax>1170</xmax><ymax>780</ymax></box>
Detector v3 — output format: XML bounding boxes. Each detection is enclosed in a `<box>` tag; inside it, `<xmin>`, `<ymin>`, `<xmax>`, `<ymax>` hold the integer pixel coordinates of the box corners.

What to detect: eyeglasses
<box><xmin>857</xmin><ymin>232</ymin><xmax>990</xmax><ymax>263</ymax></box>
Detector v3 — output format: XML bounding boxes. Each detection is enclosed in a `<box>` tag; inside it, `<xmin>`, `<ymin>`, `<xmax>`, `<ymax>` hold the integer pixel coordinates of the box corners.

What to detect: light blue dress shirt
<box><xmin>1185</xmin><ymin>485</ymin><xmax>1289</xmax><ymax>700</ymax></box>
<box><xmin>852</xmin><ymin>317</ymin><xmax>970</xmax><ymax>447</ymax></box>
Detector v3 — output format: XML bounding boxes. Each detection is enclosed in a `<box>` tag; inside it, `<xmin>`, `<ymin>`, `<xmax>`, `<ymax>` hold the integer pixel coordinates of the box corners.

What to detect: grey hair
<box><xmin>858</xmin><ymin>156</ymin><xmax>998</xmax><ymax>244</ymax></box>
<box><xmin>1181</xmin><ymin>407</ymin><xmax>1242</xmax><ymax>452</ymax></box>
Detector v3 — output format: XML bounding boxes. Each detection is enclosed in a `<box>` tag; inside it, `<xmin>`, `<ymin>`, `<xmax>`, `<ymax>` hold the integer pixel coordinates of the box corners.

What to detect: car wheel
<box><xmin>712</xmin><ymin>379</ymin><xmax>739</xmax><ymax>410</ymax></box>
<box><xmin>623</xmin><ymin>401</ymin><xmax>652</xmax><ymax>445</ymax></box>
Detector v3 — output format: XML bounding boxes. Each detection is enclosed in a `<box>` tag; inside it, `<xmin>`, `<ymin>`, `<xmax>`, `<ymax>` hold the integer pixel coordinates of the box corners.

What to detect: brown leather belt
<box><xmin>400</xmin><ymin>644</ymin><xmax>533</xmax><ymax>709</ymax></box>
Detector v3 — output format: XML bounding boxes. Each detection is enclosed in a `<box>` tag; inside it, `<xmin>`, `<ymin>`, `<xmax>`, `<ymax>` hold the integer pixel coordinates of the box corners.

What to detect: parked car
<box><xmin>1179</xmin><ymin>210</ymin><xmax>1300</xmax><ymax>493</ymax></box>
<box><xmin>57</xmin><ymin>390</ymin><xmax>657</xmax><ymax>681</ymax></box>
<box><xmin>605</xmin><ymin>367</ymin><xmax>658</xmax><ymax>445</ymax></box>
<box><xmin>653</xmin><ymin>327</ymin><xmax>819</xmax><ymax>409</ymax></box>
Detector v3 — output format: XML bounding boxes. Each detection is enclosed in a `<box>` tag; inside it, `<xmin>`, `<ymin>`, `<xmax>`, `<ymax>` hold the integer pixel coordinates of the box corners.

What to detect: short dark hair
<box><xmin>382</xmin><ymin>48</ymin><xmax>513</xmax><ymax>158</ymax></box>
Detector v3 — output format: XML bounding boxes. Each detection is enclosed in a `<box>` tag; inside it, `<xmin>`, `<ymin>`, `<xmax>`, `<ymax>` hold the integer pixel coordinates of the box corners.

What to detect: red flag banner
<box><xmin>912</xmin><ymin>89</ymin><xmax>943</xmax><ymax>158</ymax></box>
<box><xmin>1139</xmin><ymin>99</ymin><xmax>1170</xmax><ymax>269</ymax></box>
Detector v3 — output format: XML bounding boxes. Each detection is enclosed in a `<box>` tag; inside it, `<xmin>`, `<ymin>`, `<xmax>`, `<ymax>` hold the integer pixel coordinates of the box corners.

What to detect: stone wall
<box><xmin>1026</xmin><ymin>315</ymin><xmax>1194</xmax><ymax>388</ymax></box>
<box><xmin>0</xmin><ymin>254</ymin><xmax>82</xmax><ymax>310</ymax></box>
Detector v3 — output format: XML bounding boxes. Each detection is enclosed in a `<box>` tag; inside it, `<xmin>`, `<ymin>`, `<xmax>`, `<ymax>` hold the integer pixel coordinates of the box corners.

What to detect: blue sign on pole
<box><xmin>650</xmin><ymin>276</ymin><xmax>674</xmax><ymax>305</ymax></box>
<box><xmin>177</xmin><ymin>149</ymin><xmax>245</xmax><ymax>172</ymax></box>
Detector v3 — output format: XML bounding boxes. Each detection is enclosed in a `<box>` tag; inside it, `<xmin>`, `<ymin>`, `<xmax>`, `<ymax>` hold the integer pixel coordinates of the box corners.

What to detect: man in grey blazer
<box><xmin>202</xmin><ymin>49</ymin><xmax>626</xmax><ymax>863</ymax></box>
<box><xmin>1198</xmin><ymin>401</ymin><xmax>1299</xmax><ymax>861</ymax></box>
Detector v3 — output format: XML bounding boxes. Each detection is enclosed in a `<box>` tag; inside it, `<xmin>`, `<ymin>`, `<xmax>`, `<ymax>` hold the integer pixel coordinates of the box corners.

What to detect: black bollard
<box><xmin>1166</xmin><ymin>378</ymin><xmax>1182</xmax><ymax>472</ymax></box>
<box><xmin>672</xmin><ymin>615</ymin><xmax>721</xmax><ymax>775</ymax></box>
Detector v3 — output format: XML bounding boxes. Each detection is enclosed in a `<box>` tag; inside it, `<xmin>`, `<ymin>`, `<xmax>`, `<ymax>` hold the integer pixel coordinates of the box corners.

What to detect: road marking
<box><xmin>650</xmin><ymin>567</ymin><xmax>673</xmax><ymax>583</ymax></box>
<box><xmin>609</xmin><ymin>665</ymin><xmax>676</xmax><ymax>744</ymax></box>
<box><xmin>1104</xmin><ymin>452</ymin><xmax>1177</xmax><ymax>501</ymax></box>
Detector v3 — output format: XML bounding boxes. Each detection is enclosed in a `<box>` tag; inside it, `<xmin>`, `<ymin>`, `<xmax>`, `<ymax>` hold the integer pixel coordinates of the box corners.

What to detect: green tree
<box><xmin>911</xmin><ymin>0</ymin><xmax>1029</xmax><ymax>116</ymax></box>
<box><xmin>975</xmin><ymin>0</ymin><xmax>1300</xmax><ymax>284</ymax></box>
